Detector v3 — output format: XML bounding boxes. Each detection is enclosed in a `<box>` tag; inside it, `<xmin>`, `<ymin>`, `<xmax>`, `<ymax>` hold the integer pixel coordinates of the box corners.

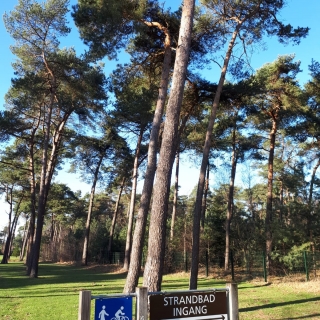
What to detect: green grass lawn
<box><xmin>0</xmin><ymin>259</ymin><xmax>320</xmax><ymax>319</ymax></box>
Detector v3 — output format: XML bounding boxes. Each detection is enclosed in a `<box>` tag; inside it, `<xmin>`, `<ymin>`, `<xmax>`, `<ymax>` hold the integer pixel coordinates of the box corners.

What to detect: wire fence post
<box><xmin>303</xmin><ymin>251</ymin><xmax>309</xmax><ymax>281</ymax></box>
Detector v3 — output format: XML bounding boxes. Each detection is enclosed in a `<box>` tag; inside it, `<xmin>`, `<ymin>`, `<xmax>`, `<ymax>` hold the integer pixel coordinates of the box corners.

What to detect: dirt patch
<box><xmin>54</xmin><ymin>262</ymin><xmax>126</xmax><ymax>274</ymax></box>
<box><xmin>83</xmin><ymin>264</ymin><xmax>126</xmax><ymax>274</ymax></box>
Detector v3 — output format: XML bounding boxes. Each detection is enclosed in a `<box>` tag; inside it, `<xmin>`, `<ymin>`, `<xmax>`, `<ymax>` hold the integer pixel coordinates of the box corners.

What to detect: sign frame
<box><xmin>149</xmin><ymin>290</ymin><xmax>228</xmax><ymax>320</ymax></box>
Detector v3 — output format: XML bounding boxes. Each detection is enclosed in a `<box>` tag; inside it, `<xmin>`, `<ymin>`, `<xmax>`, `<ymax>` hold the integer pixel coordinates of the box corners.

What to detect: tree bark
<box><xmin>124</xmin><ymin>23</ymin><xmax>172</xmax><ymax>292</ymax></box>
<box><xmin>123</xmin><ymin>129</ymin><xmax>143</xmax><ymax>271</ymax></box>
<box><xmin>9</xmin><ymin>200</ymin><xmax>22</xmax><ymax>259</ymax></box>
<box><xmin>170</xmin><ymin>151</ymin><xmax>180</xmax><ymax>241</ymax></box>
<box><xmin>201</xmin><ymin>162</ymin><xmax>210</xmax><ymax>230</ymax></box>
<box><xmin>265</xmin><ymin>118</ymin><xmax>278</xmax><ymax>270</ymax></box>
<box><xmin>20</xmin><ymin>218</ymin><xmax>30</xmax><ymax>261</ymax></box>
<box><xmin>82</xmin><ymin>153</ymin><xmax>104</xmax><ymax>265</ymax></box>
<box><xmin>308</xmin><ymin>158</ymin><xmax>320</xmax><ymax>205</ymax></box>
<box><xmin>1</xmin><ymin>186</ymin><xmax>13</xmax><ymax>264</ymax></box>
<box><xmin>29</xmin><ymin>108</ymin><xmax>52</xmax><ymax>276</ymax></box>
<box><xmin>142</xmin><ymin>0</ymin><xmax>195</xmax><ymax>292</ymax></box>
<box><xmin>26</xmin><ymin>127</ymin><xmax>38</xmax><ymax>272</ymax></box>
<box><xmin>29</xmin><ymin>80</ymin><xmax>72</xmax><ymax>277</ymax></box>
<box><xmin>307</xmin><ymin>158</ymin><xmax>320</xmax><ymax>247</ymax></box>
<box><xmin>190</xmin><ymin>25</ymin><xmax>241</xmax><ymax>290</ymax></box>
<box><xmin>107</xmin><ymin>177</ymin><xmax>126</xmax><ymax>261</ymax></box>
<box><xmin>225</xmin><ymin>127</ymin><xmax>237</xmax><ymax>271</ymax></box>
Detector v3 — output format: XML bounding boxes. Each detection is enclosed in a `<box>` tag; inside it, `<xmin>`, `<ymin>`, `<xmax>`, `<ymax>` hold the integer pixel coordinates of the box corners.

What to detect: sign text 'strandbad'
<box><xmin>149</xmin><ymin>291</ymin><xmax>228</xmax><ymax>320</ymax></box>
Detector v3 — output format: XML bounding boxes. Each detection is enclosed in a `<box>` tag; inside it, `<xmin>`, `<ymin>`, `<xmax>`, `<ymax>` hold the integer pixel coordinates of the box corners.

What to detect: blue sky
<box><xmin>1</xmin><ymin>0</ymin><xmax>319</xmax><ymax>109</ymax></box>
<box><xmin>0</xmin><ymin>0</ymin><xmax>319</xmax><ymax>229</ymax></box>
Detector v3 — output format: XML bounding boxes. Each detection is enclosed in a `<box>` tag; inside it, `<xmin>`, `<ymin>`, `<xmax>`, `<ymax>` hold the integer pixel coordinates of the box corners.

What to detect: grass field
<box><xmin>0</xmin><ymin>258</ymin><xmax>320</xmax><ymax>319</ymax></box>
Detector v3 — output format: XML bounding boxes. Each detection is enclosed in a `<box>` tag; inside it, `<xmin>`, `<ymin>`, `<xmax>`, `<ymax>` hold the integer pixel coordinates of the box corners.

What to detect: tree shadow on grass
<box><xmin>0</xmin><ymin>262</ymin><xmax>128</xmax><ymax>290</ymax></box>
<box><xmin>162</xmin><ymin>278</ymin><xmax>226</xmax><ymax>286</ymax></box>
<box><xmin>238</xmin><ymin>282</ymin><xmax>272</xmax><ymax>289</ymax></box>
<box><xmin>240</xmin><ymin>296</ymin><xmax>320</xmax><ymax>313</ymax></box>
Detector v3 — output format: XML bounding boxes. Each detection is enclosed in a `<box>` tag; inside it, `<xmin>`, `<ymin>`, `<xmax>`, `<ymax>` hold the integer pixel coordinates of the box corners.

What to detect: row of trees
<box><xmin>1</xmin><ymin>0</ymin><xmax>319</xmax><ymax>293</ymax></box>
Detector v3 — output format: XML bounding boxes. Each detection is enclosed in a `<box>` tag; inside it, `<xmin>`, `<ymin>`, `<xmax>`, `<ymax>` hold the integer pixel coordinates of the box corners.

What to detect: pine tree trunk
<box><xmin>123</xmin><ymin>129</ymin><xmax>143</xmax><ymax>271</ymax></box>
<box><xmin>266</xmin><ymin>119</ymin><xmax>277</xmax><ymax>270</ymax></box>
<box><xmin>26</xmin><ymin>139</ymin><xmax>37</xmax><ymax>272</ymax></box>
<box><xmin>124</xmin><ymin>26</ymin><xmax>172</xmax><ymax>293</ymax></box>
<box><xmin>52</xmin><ymin>219</ymin><xmax>59</xmax><ymax>262</ymax></box>
<box><xmin>29</xmin><ymin>89</ymin><xmax>70</xmax><ymax>276</ymax></box>
<box><xmin>142</xmin><ymin>0</ymin><xmax>195</xmax><ymax>292</ymax></box>
<box><xmin>225</xmin><ymin>127</ymin><xmax>237</xmax><ymax>271</ymax></box>
<box><xmin>9</xmin><ymin>208</ymin><xmax>21</xmax><ymax>259</ymax></box>
<box><xmin>108</xmin><ymin>178</ymin><xmax>125</xmax><ymax>262</ymax></box>
<box><xmin>2</xmin><ymin>228</ymin><xmax>12</xmax><ymax>264</ymax></box>
<box><xmin>201</xmin><ymin>162</ymin><xmax>210</xmax><ymax>230</ymax></box>
<box><xmin>307</xmin><ymin>159</ymin><xmax>320</xmax><ymax>248</ymax></box>
<box><xmin>29</xmin><ymin>176</ymin><xmax>49</xmax><ymax>276</ymax></box>
<box><xmin>308</xmin><ymin>159</ymin><xmax>320</xmax><ymax>205</ymax></box>
<box><xmin>190</xmin><ymin>26</ymin><xmax>241</xmax><ymax>290</ymax></box>
<box><xmin>1</xmin><ymin>187</ymin><xmax>13</xmax><ymax>264</ymax></box>
<box><xmin>20</xmin><ymin>219</ymin><xmax>30</xmax><ymax>261</ymax></box>
<box><xmin>170</xmin><ymin>151</ymin><xmax>180</xmax><ymax>241</ymax></box>
<box><xmin>82</xmin><ymin>154</ymin><xmax>104</xmax><ymax>265</ymax></box>
<box><xmin>28</xmin><ymin>69</ymin><xmax>56</xmax><ymax>276</ymax></box>
<box><xmin>278</xmin><ymin>140</ymin><xmax>285</xmax><ymax>223</ymax></box>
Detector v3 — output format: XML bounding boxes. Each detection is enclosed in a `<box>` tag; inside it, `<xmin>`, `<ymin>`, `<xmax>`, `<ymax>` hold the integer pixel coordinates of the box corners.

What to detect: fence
<box><xmin>161</xmin><ymin>250</ymin><xmax>320</xmax><ymax>282</ymax></box>
<box><xmin>107</xmin><ymin>250</ymin><xmax>320</xmax><ymax>282</ymax></box>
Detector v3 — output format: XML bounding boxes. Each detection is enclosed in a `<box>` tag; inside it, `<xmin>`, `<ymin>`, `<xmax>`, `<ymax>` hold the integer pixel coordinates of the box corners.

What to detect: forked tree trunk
<box><xmin>123</xmin><ymin>129</ymin><xmax>143</xmax><ymax>271</ymax></box>
<box><xmin>170</xmin><ymin>151</ymin><xmax>180</xmax><ymax>241</ymax></box>
<box><xmin>142</xmin><ymin>0</ymin><xmax>195</xmax><ymax>292</ymax></box>
<box><xmin>124</xmin><ymin>24</ymin><xmax>172</xmax><ymax>292</ymax></box>
<box><xmin>28</xmin><ymin>66</ymin><xmax>55</xmax><ymax>277</ymax></box>
<box><xmin>29</xmin><ymin>99</ymin><xmax>71</xmax><ymax>277</ymax></box>
<box><xmin>29</xmin><ymin>127</ymin><xmax>51</xmax><ymax>276</ymax></box>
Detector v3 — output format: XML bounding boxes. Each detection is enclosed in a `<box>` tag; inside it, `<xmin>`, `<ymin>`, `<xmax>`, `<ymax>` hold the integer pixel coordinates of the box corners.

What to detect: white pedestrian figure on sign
<box><xmin>115</xmin><ymin>306</ymin><xmax>125</xmax><ymax>320</ymax></box>
<box><xmin>99</xmin><ymin>305</ymin><xmax>109</xmax><ymax>320</ymax></box>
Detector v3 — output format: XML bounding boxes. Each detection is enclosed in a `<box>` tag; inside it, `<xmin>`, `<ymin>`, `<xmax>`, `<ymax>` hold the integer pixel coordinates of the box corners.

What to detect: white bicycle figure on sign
<box><xmin>110</xmin><ymin>306</ymin><xmax>129</xmax><ymax>320</ymax></box>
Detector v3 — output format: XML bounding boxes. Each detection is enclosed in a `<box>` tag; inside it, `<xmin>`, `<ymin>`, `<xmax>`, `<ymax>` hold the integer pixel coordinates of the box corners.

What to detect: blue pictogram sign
<box><xmin>95</xmin><ymin>297</ymin><xmax>132</xmax><ymax>320</ymax></box>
